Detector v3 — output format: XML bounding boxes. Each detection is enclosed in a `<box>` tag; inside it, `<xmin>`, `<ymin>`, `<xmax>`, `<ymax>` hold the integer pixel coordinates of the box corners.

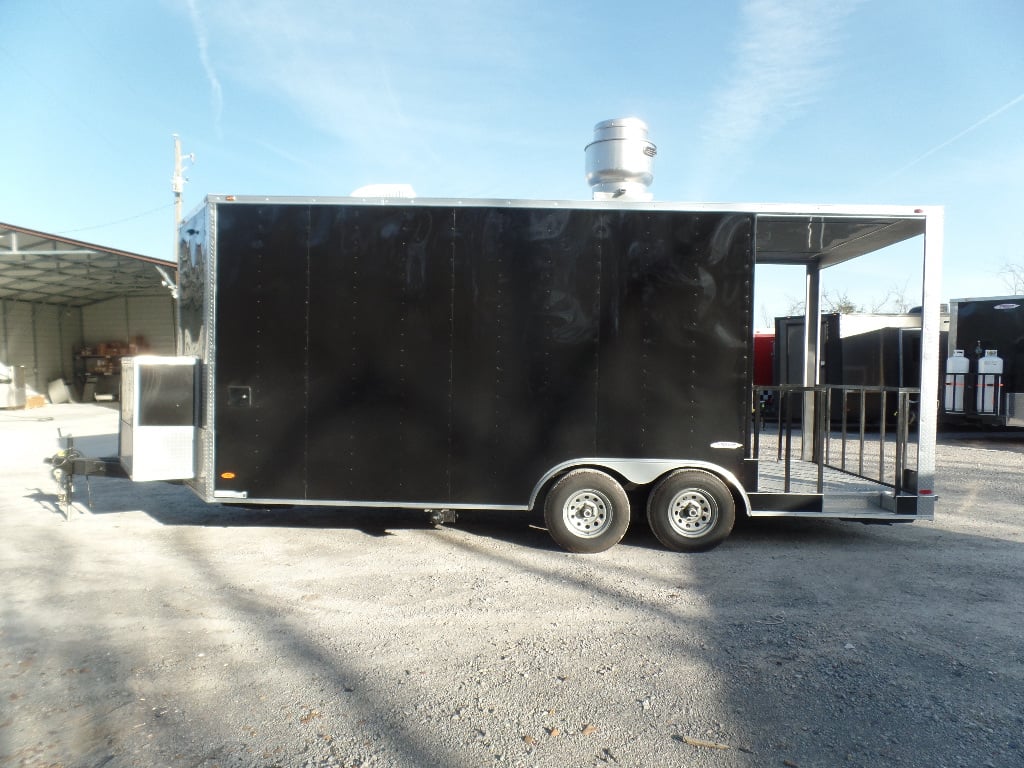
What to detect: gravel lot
<box><xmin>2</xmin><ymin>404</ymin><xmax>1022</xmax><ymax>768</ymax></box>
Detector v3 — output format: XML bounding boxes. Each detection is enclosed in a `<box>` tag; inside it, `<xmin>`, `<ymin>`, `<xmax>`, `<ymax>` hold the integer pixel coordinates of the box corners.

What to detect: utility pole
<box><xmin>171</xmin><ymin>134</ymin><xmax>194</xmax><ymax>256</ymax></box>
<box><xmin>169</xmin><ymin>135</ymin><xmax>194</xmax><ymax>332</ymax></box>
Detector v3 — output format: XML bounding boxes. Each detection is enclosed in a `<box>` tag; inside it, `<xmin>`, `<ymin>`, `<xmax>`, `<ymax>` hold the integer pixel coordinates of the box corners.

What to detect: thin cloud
<box><xmin>185</xmin><ymin>0</ymin><xmax>224</xmax><ymax>133</ymax></box>
<box><xmin>880</xmin><ymin>91</ymin><xmax>1024</xmax><ymax>183</ymax></box>
<box><xmin>688</xmin><ymin>0</ymin><xmax>863</xmax><ymax>196</ymax></box>
<box><xmin>196</xmin><ymin>1</ymin><xmax>536</xmax><ymax>173</ymax></box>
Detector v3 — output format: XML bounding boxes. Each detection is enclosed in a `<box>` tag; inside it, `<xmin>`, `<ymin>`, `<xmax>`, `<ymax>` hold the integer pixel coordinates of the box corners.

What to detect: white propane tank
<box><xmin>944</xmin><ymin>350</ymin><xmax>969</xmax><ymax>413</ymax></box>
<box><xmin>976</xmin><ymin>349</ymin><xmax>1004</xmax><ymax>414</ymax></box>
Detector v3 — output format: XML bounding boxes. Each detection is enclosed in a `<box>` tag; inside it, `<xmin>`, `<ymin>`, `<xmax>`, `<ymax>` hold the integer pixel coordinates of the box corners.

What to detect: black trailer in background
<box><xmin>773</xmin><ymin>312</ymin><xmax>949</xmax><ymax>423</ymax></box>
<box><xmin>943</xmin><ymin>296</ymin><xmax>1024</xmax><ymax>428</ymax></box>
<box><xmin>117</xmin><ymin>197</ymin><xmax>943</xmax><ymax>553</ymax></box>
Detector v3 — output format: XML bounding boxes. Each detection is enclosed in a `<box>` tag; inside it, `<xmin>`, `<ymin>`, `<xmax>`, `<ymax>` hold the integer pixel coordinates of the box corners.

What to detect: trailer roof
<box><xmin>205</xmin><ymin>195</ymin><xmax>933</xmax><ymax>269</ymax></box>
<box><xmin>752</xmin><ymin>213</ymin><xmax>926</xmax><ymax>268</ymax></box>
<box><xmin>0</xmin><ymin>222</ymin><xmax>176</xmax><ymax>307</ymax></box>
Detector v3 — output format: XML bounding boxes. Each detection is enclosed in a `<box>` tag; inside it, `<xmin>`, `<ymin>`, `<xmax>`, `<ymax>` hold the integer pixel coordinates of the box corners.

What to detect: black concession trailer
<box><xmin>942</xmin><ymin>296</ymin><xmax>1024</xmax><ymax>428</ymax></box>
<box><xmin>115</xmin><ymin>196</ymin><xmax>944</xmax><ymax>553</ymax></box>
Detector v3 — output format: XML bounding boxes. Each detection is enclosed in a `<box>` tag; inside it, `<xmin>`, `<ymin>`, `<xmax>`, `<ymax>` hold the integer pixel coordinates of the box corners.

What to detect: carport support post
<box><xmin>802</xmin><ymin>264</ymin><xmax>821</xmax><ymax>462</ymax></box>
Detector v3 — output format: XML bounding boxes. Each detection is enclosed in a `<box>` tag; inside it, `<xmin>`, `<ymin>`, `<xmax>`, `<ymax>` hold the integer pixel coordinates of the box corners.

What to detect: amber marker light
<box><xmin>220</xmin><ymin>471</ymin><xmax>237</xmax><ymax>480</ymax></box>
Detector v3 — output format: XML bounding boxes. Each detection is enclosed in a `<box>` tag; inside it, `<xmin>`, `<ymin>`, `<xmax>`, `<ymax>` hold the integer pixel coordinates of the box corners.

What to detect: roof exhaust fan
<box><xmin>585</xmin><ymin>118</ymin><xmax>656</xmax><ymax>201</ymax></box>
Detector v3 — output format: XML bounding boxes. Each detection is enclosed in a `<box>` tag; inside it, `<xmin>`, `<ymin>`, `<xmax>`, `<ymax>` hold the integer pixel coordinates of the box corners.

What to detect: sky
<box><xmin>2</xmin><ymin>0</ymin><xmax>1023</xmax><ymax>327</ymax></box>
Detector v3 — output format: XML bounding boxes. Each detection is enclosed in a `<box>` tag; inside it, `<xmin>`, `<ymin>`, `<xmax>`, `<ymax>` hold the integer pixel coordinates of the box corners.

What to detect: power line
<box><xmin>57</xmin><ymin>204</ymin><xmax>174</xmax><ymax>235</ymax></box>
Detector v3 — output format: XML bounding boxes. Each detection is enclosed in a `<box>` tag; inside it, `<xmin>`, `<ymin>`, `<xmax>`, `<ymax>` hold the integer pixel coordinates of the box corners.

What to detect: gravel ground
<box><xmin>1</xmin><ymin>404</ymin><xmax>1022</xmax><ymax>768</ymax></box>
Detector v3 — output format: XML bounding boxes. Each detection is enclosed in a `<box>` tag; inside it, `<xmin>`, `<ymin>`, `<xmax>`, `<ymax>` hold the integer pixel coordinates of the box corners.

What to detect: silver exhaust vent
<box><xmin>585</xmin><ymin>118</ymin><xmax>656</xmax><ymax>201</ymax></box>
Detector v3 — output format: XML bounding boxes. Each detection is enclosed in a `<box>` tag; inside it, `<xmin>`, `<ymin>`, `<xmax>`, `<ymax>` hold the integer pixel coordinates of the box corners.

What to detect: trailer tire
<box><xmin>544</xmin><ymin>469</ymin><xmax>630</xmax><ymax>554</ymax></box>
<box><xmin>646</xmin><ymin>469</ymin><xmax>735</xmax><ymax>552</ymax></box>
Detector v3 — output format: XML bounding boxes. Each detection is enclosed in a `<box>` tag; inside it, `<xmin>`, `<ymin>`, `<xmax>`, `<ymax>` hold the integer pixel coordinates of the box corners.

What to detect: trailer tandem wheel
<box><xmin>646</xmin><ymin>469</ymin><xmax>735</xmax><ymax>552</ymax></box>
<box><xmin>543</xmin><ymin>469</ymin><xmax>631</xmax><ymax>554</ymax></box>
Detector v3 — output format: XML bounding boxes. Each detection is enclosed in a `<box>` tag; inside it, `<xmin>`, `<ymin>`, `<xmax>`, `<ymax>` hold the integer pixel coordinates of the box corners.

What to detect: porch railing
<box><xmin>752</xmin><ymin>385</ymin><xmax>918</xmax><ymax>494</ymax></box>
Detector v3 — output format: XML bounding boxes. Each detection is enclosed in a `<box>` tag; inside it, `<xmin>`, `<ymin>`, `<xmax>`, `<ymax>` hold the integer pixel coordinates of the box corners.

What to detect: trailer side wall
<box><xmin>199</xmin><ymin>202</ymin><xmax>754</xmax><ymax>507</ymax></box>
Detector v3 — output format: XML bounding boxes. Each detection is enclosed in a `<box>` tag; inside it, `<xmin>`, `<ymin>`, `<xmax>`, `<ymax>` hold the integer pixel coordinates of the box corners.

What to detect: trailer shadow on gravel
<box><xmin>7</xmin><ymin>433</ymin><xmax>1024</xmax><ymax>768</ymax></box>
<box><xmin>28</xmin><ymin>475</ymin><xmax>561</xmax><ymax>547</ymax></box>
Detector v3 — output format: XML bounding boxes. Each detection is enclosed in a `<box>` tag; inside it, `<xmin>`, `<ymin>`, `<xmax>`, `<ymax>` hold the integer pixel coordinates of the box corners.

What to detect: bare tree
<box><xmin>998</xmin><ymin>261</ymin><xmax>1024</xmax><ymax>294</ymax></box>
<box><xmin>822</xmin><ymin>290</ymin><xmax>862</xmax><ymax>314</ymax></box>
<box><xmin>868</xmin><ymin>280</ymin><xmax>913</xmax><ymax>313</ymax></box>
<box><xmin>776</xmin><ymin>283</ymin><xmax>910</xmax><ymax>321</ymax></box>
<box><xmin>781</xmin><ymin>290</ymin><xmax>862</xmax><ymax>317</ymax></box>
<box><xmin>784</xmin><ymin>296</ymin><xmax>805</xmax><ymax>317</ymax></box>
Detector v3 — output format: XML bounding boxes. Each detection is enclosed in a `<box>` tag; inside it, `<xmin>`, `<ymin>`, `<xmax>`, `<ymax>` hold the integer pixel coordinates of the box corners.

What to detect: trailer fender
<box><xmin>529</xmin><ymin>459</ymin><xmax>752</xmax><ymax>517</ymax></box>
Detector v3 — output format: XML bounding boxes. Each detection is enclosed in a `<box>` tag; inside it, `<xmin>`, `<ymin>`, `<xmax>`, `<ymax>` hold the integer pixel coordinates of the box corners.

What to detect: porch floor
<box><xmin>751</xmin><ymin>428</ymin><xmax>916</xmax><ymax>507</ymax></box>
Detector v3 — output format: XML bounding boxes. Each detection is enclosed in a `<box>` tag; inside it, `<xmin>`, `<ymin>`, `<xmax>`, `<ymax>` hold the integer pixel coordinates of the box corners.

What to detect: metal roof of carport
<box><xmin>0</xmin><ymin>222</ymin><xmax>176</xmax><ymax>307</ymax></box>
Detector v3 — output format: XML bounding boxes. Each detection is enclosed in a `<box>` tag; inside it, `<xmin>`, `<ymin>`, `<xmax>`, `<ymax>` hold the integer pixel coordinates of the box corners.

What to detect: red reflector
<box><xmin>920</xmin><ymin>490</ymin><xmax>933</xmax><ymax>495</ymax></box>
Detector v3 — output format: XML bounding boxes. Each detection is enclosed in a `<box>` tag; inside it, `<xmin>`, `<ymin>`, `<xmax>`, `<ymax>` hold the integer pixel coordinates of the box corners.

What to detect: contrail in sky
<box><xmin>882</xmin><ymin>91</ymin><xmax>1024</xmax><ymax>182</ymax></box>
<box><xmin>185</xmin><ymin>0</ymin><xmax>224</xmax><ymax>133</ymax></box>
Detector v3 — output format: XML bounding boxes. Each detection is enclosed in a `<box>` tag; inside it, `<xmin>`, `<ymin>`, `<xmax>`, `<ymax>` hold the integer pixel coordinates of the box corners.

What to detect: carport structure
<box><xmin>0</xmin><ymin>222</ymin><xmax>176</xmax><ymax>405</ymax></box>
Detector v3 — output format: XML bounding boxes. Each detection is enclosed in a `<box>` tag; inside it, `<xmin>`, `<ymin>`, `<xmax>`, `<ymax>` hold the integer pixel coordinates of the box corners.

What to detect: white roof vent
<box><xmin>349</xmin><ymin>183</ymin><xmax>417</xmax><ymax>198</ymax></box>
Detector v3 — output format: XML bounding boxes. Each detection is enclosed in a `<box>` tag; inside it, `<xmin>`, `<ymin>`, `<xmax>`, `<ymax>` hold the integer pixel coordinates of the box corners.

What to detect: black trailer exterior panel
<box><xmin>182</xmin><ymin>201</ymin><xmax>754</xmax><ymax>507</ymax></box>
<box><xmin>945</xmin><ymin>296</ymin><xmax>1024</xmax><ymax>426</ymax></box>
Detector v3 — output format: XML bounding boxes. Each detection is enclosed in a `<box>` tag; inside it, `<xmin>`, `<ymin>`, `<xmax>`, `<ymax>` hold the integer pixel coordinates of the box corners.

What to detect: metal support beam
<box><xmin>915</xmin><ymin>208</ymin><xmax>944</xmax><ymax>512</ymax></box>
<box><xmin>802</xmin><ymin>264</ymin><xmax>821</xmax><ymax>461</ymax></box>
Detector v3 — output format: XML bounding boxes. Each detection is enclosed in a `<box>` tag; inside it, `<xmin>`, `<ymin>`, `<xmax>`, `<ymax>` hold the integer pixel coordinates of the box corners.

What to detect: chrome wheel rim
<box><xmin>562</xmin><ymin>489</ymin><xmax>613</xmax><ymax>538</ymax></box>
<box><xmin>667</xmin><ymin>489</ymin><xmax>718</xmax><ymax>538</ymax></box>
